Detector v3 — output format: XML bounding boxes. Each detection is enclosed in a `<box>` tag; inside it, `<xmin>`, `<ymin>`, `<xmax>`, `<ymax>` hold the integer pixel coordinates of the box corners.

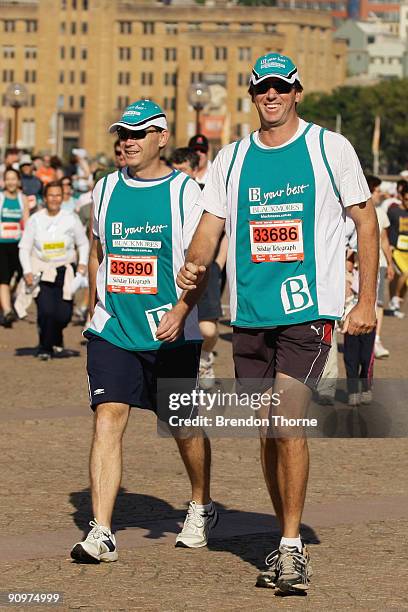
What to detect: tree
<box><xmin>299</xmin><ymin>80</ymin><xmax>408</xmax><ymax>174</ymax></box>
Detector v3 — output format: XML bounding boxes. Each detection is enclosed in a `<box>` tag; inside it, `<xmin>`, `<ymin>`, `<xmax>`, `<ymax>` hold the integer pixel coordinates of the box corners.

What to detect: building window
<box><xmin>70</xmin><ymin>71</ymin><xmax>75</xmax><ymax>84</ymax></box>
<box><xmin>26</xmin><ymin>20</ymin><xmax>38</xmax><ymax>33</ymax></box>
<box><xmin>164</xmin><ymin>72</ymin><xmax>177</xmax><ymax>86</ymax></box>
<box><xmin>367</xmin><ymin>35</ymin><xmax>375</xmax><ymax>44</ymax></box>
<box><xmin>3</xmin><ymin>46</ymin><xmax>15</xmax><ymax>59</ymax></box>
<box><xmin>240</xmin><ymin>23</ymin><xmax>253</xmax><ymax>32</ymax></box>
<box><xmin>238</xmin><ymin>73</ymin><xmax>250</xmax><ymax>86</ymax></box>
<box><xmin>191</xmin><ymin>46</ymin><xmax>204</xmax><ymax>61</ymax></box>
<box><xmin>69</xmin><ymin>96</ymin><xmax>74</xmax><ymax>109</ymax></box>
<box><xmin>141</xmin><ymin>72</ymin><xmax>153</xmax><ymax>86</ymax></box>
<box><xmin>216</xmin><ymin>22</ymin><xmax>229</xmax><ymax>31</ymax></box>
<box><xmin>79</xmin><ymin>95</ymin><xmax>85</xmax><ymax>109</ymax></box>
<box><xmin>3</xmin><ymin>69</ymin><xmax>14</xmax><ymax>82</ymax></box>
<box><xmin>22</xmin><ymin>119</ymin><xmax>36</xmax><ymax>148</ymax></box>
<box><xmin>30</xmin><ymin>94</ymin><xmax>36</xmax><ymax>107</ymax></box>
<box><xmin>119</xmin><ymin>47</ymin><xmax>131</xmax><ymax>60</ymax></box>
<box><xmin>24</xmin><ymin>70</ymin><xmax>36</xmax><ymax>83</ymax></box>
<box><xmin>143</xmin><ymin>21</ymin><xmax>154</xmax><ymax>34</ymax></box>
<box><xmin>72</xmin><ymin>0</ymin><xmax>77</xmax><ymax>8</ymax></box>
<box><xmin>71</xmin><ymin>22</ymin><xmax>76</xmax><ymax>34</ymax></box>
<box><xmin>265</xmin><ymin>23</ymin><xmax>277</xmax><ymax>32</ymax></box>
<box><xmin>165</xmin><ymin>22</ymin><xmax>178</xmax><ymax>35</ymax></box>
<box><xmin>164</xmin><ymin>48</ymin><xmax>177</xmax><ymax>61</ymax></box>
<box><xmin>117</xmin><ymin>96</ymin><xmax>130</xmax><ymax>110</ymax></box>
<box><xmin>25</xmin><ymin>46</ymin><xmax>37</xmax><ymax>59</ymax></box>
<box><xmin>60</xmin><ymin>22</ymin><xmax>66</xmax><ymax>33</ymax></box>
<box><xmin>70</xmin><ymin>46</ymin><xmax>76</xmax><ymax>59</ymax></box>
<box><xmin>188</xmin><ymin>22</ymin><xmax>201</xmax><ymax>31</ymax></box>
<box><xmin>81</xmin><ymin>22</ymin><xmax>88</xmax><ymax>34</ymax></box>
<box><xmin>118</xmin><ymin>72</ymin><xmax>131</xmax><ymax>85</ymax></box>
<box><xmin>238</xmin><ymin>47</ymin><xmax>251</xmax><ymax>61</ymax></box>
<box><xmin>59</xmin><ymin>71</ymin><xmax>64</xmax><ymax>83</ymax></box>
<box><xmin>4</xmin><ymin>20</ymin><xmax>16</xmax><ymax>33</ymax></box>
<box><xmin>81</xmin><ymin>47</ymin><xmax>87</xmax><ymax>60</ymax></box>
<box><xmin>60</xmin><ymin>47</ymin><xmax>65</xmax><ymax>59</ymax></box>
<box><xmin>61</xmin><ymin>0</ymin><xmax>67</xmax><ymax>9</ymax></box>
<box><xmin>80</xmin><ymin>71</ymin><xmax>86</xmax><ymax>84</ymax></box>
<box><xmin>142</xmin><ymin>47</ymin><xmax>154</xmax><ymax>61</ymax></box>
<box><xmin>190</xmin><ymin>72</ymin><xmax>203</xmax><ymax>84</ymax></box>
<box><xmin>215</xmin><ymin>47</ymin><xmax>227</xmax><ymax>61</ymax></box>
<box><xmin>119</xmin><ymin>21</ymin><xmax>132</xmax><ymax>34</ymax></box>
<box><xmin>82</xmin><ymin>0</ymin><xmax>89</xmax><ymax>9</ymax></box>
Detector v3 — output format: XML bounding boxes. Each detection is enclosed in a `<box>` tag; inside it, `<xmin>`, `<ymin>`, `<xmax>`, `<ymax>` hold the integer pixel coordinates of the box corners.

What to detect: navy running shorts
<box><xmin>85</xmin><ymin>331</ymin><xmax>201</xmax><ymax>414</ymax></box>
<box><xmin>197</xmin><ymin>262</ymin><xmax>223</xmax><ymax>321</ymax></box>
<box><xmin>232</xmin><ymin>319</ymin><xmax>334</xmax><ymax>390</ymax></box>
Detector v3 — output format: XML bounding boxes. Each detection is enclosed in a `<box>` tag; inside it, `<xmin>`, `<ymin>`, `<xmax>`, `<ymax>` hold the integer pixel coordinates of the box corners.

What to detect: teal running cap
<box><xmin>109</xmin><ymin>99</ymin><xmax>168</xmax><ymax>133</ymax></box>
<box><xmin>250</xmin><ymin>53</ymin><xmax>301</xmax><ymax>87</ymax></box>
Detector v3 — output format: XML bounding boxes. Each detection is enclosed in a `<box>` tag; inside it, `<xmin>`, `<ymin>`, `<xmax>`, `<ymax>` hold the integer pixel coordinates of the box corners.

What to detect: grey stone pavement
<box><xmin>0</xmin><ymin>302</ymin><xmax>407</xmax><ymax>611</ymax></box>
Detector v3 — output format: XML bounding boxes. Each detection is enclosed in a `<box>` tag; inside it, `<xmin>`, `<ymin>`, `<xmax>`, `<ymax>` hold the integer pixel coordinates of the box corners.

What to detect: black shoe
<box><xmin>37</xmin><ymin>351</ymin><xmax>52</xmax><ymax>361</ymax></box>
<box><xmin>2</xmin><ymin>311</ymin><xmax>15</xmax><ymax>328</ymax></box>
<box><xmin>275</xmin><ymin>544</ymin><xmax>312</xmax><ymax>594</ymax></box>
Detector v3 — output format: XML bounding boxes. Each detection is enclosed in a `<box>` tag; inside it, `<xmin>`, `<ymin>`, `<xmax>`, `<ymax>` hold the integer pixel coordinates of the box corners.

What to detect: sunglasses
<box><xmin>117</xmin><ymin>127</ymin><xmax>162</xmax><ymax>141</ymax></box>
<box><xmin>253</xmin><ymin>80</ymin><xmax>294</xmax><ymax>95</ymax></box>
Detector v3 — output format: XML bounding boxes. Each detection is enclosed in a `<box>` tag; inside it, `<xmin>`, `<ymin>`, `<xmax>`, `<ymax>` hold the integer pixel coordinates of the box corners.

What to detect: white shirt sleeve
<box><xmin>198</xmin><ymin>144</ymin><xmax>236</xmax><ymax>219</ymax></box>
<box><xmin>73</xmin><ymin>214</ymin><xmax>90</xmax><ymax>265</ymax></box>
<box><xmin>18</xmin><ymin>216</ymin><xmax>36</xmax><ymax>274</ymax></box>
<box><xmin>323</xmin><ymin>132</ymin><xmax>371</xmax><ymax>208</ymax></box>
<box><xmin>91</xmin><ymin>178</ymin><xmax>104</xmax><ymax>238</ymax></box>
<box><xmin>181</xmin><ymin>178</ymin><xmax>203</xmax><ymax>251</ymax></box>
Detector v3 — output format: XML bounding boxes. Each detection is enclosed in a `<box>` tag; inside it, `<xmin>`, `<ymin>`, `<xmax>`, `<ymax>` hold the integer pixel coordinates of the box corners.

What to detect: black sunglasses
<box><xmin>253</xmin><ymin>80</ymin><xmax>294</xmax><ymax>95</ymax></box>
<box><xmin>114</xmin><ymin>149</ymin><xmax>122</xmax><ymax>156</ymax></box>
<box><xmin>117</xmin><ymin>127</ymin><xmax>162</xmax><ymax>141</ymax></box>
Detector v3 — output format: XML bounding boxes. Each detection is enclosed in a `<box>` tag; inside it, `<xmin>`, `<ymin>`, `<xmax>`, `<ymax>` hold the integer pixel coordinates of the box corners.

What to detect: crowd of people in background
<box><xmin>0</xmin><ymin>142</ymin><xmax>407</xmax><ymax>396</ymax></box>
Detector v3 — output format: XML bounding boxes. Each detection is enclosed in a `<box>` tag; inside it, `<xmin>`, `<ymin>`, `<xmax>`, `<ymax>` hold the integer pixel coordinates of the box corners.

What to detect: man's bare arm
<box><xmin>344</xmin><ymin>200</ymin><xmax>378</xmax><ymax>334</ymax></box>
<box><xmin>88</xmin><ymin>237</ymin><xmax>103</xmax><ymax>318</ymax></box>
<box><xmin>177</xmin><ymin>212</ymin><xmax>226</xmax><ymax>290</ymax></box>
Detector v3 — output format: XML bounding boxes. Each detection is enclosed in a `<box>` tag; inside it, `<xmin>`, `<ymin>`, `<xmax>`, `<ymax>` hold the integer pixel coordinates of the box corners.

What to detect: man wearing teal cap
<box><xmin>177</xmin><ymin>54</ymin><xmax>379</xmax><ymax>593</ymax></box>
<box><xmin>71</xmin><ymin>100</ymin><xmax>218</xmax><ymax>563</ymax></box>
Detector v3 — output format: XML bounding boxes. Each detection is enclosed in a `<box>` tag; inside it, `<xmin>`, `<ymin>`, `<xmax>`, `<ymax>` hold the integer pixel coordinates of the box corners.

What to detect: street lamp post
<box><xmin>4</xmin><ymin>83</ymin><xmax>29</xmax><ymax>147</ymax></box>
<box><xmin>188</xmin><ymin>82</ymin><xmax>211</xmax><ymax>134</ymax></box>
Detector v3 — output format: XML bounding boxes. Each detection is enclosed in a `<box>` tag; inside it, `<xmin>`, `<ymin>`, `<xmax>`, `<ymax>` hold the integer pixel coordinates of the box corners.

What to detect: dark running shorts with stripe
<box><xmin>85</xmin><ymin>331</ymin><xmax>201</xmax><ymax>414</ymax></box>
<box><xmin>232</xmin><ymin>320</ymin><xmax>334</xmax><ymax>390</ymax></box>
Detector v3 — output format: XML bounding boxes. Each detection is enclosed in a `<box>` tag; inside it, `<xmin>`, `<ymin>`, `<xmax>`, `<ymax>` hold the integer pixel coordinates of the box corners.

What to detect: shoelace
<box><xmin>277</xmin><ymin>548</ymin><xmax>307</xmax><ymax>576</ymax></box>
<box><xmin>265</xmin><ymin>549</ymin><xmax>280</xmax><ymax>568</ymax></box>
<box><xmin>88</xmin><ymin>519</ymin><xmax>111</xmax><ymax>540</ymax></box>
<box><xmin>182</xmin><ymin>502</ymin><xmax>207</xmax><ymax>533</ymax></box>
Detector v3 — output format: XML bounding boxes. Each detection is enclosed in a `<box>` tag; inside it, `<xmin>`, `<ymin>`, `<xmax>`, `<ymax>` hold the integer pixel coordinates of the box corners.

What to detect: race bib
<box><xmin>396</xmin><ymin>235</ymin><xmax>408</xmax><ymax>251</ymax></box>
<box><xmin>107</xmin><ymin>254</ymin><xmax>158</xmax><ymax>294</ymax></box>
<box><xmin>0</xmin><ymin>222</ymin><xmax>21</xmax><ymax>241</ymax></box>
<box><xmin>249</xmin><ymin>219</ymin><xmax>304</xmax><ymax>262</ymax></box>
<box><xmin>41</xmin><ymin>241</ymin><xmax>67</xmax><ymax>261</ymax></box>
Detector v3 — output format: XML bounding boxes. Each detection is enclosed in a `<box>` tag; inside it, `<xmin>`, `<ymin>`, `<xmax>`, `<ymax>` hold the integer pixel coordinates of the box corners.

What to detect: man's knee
<box><xmin>94</xmin><ymin>403</ymin><xmax>129</xmax><ymax>439</ymax></box>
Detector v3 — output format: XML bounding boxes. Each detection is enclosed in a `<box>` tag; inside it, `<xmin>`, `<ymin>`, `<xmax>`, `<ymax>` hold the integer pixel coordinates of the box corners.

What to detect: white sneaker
<box><xmin>389</xmin><ymin>297</ymin><xmax>405</xmax><ymax>318</ymax></box>
<box><xmin>360</xmin><ymin>390</ymin><xmax>373</xmax><ymax>405</ymax></box>
<box><xmin>374</xmin><ymin>340</ymin><xmax>389</xmax><ymax>359</ymax></box>
<box><xmin>175</xmin><ymin>501</ymin><xmax>218</xmax><ymax>548</ymax></box>
<box><xmin>71</xmin><ymin>519</ymin><xmax>118</xmax><ymax>563</ymax></box>
<box><xmin>348</xmin><ymin>393</ymin><xmax>361</xmax><ymax>407</ymax></box>
<box><xmin>199</xmin><ymin>353</ymin><xmax>216</xmax><ymax>390</ymax></box>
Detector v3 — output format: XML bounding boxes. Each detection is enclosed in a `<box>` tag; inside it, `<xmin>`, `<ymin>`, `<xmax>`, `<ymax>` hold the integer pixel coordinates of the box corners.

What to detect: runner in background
<box><xmin>365</xmin><ymin>175</ymin><xmax>394</xmax><ymax>357</ymax></box>
<box><xmin>381</xmin><ymin>179</ymin><xmax>408</xmax><ymax>214</ymax></box>
<box><xmin>387</xmin><ymin>184</ymin><xmax>408</xmax><ymax>317</ymax></box>
<box><xmin>188</xmin><ymin>134</ymin><xmax>212</xmax><ymax>189</ymax></box>
<box><xmin>113</xmin><ymin>139</ymin><xmax>126</xmax><ymax>169</ymax></box>
<box><xmin>169</xmin><ymin>147</ymin><xmax>199</xmax><ymax>178</ymax></box>
<box><xmin>0</xmin><ymin>168</ymin><xmax>29</xmax><ymax>327</ymax></box>
<box><xmin>18</xmin><ymin>181</ymin><xmax>89</xmax><ymax>360</ymax></box>
<box><xmin>19</xmin><ymin>155</ymin><xmax>43</xmax><ymax>209</ymax></box>
<box><xmin>60</xmin><ymin>177</ymin><xmax>78</xmax><ymax>214</ymax></box>
<box><xmin>35</xmin><ymin>154</ymin><xmax>56</xmax><ymax>186</ymax></box>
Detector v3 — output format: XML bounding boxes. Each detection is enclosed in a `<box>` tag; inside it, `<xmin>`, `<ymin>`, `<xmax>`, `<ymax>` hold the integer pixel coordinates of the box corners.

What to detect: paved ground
<box><xmin>0</xmin><ymin>303</ymin><xmax>407</xmax><ymax>611</ymax></box>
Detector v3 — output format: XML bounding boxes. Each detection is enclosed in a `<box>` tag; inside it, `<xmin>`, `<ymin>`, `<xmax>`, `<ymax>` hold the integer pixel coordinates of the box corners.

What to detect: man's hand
<box><xmin>176</xmin><ymin>262</ymin><xmax>207</xmax><ymax>291</ymax></box>
<box><xmin>155</xmin><ymin>304</ymin><xmax>188</xmax><ymax>343</ymax></box>
<box><xmin>386</xmin><ymin>263</ymin><xmax>395</xmax><ymax>281</ymax></box>
<box><xmin>24</xmin><ymin>272</ymin><xmax>34</xmax><ymax>286</ymax></box>
<box><xmin>342</xmin><ymin>302</ymin><xmax>377</xmax><ymax>335</ymax></box>
<box><xmin>77</xmin><ymin>264</ymin><xmax>87</xmax><ymax>275</ymax></box>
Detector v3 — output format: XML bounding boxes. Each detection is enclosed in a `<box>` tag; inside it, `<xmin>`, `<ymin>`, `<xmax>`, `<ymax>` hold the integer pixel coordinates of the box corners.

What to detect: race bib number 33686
<box><xmin>107</xmin><ymin>254</ymin><xmax>158</xmax><ymax>294</ymax></box>
<box><xmin>249</xmin><ymin>219</ymin><xmax>304</xmax><ymax>262</ymax></box>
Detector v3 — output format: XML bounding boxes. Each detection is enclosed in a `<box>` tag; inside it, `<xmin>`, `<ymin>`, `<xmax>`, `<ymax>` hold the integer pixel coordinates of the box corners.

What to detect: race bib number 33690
<box><xmin>107</xmin><ymin>254</ymin><xmax>158</xmax><ymax>294</ymax></box>
<box><xmin>249</xmin><ymin>219</ymin><xmax>304</xmax><ymax>262</ymax></box>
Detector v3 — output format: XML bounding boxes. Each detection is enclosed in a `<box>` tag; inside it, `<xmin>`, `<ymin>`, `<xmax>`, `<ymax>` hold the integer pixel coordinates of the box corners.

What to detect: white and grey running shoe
<box><xmin>175</xmin><ymin>500</ymin><xmax>218</xmax><ymax>548</ymax></box>
<box><xmin>275</xmin><ymin>544</ymin><xmax>312</xmax><ymax>594</ymax></box>
<box><xmin>199</xmin><ymin>353</ymin><xmax>216</xmax><ymax>390</ymax></box>
<box><xmin>256</xmin><ymin>548</ymin><xmax>280</xmax><ymax>588</ymax></box>
<box><xmin>360</xmin><ymin>390</ymin><xmax>373</xmax><ymax>405</ymax></box>
<box><xmin>348</xmin><ymin>393</ymin><xmax>361</xmax><ymax>407</ymax></box>
<box><xmin>374</xmin><ymin>341</ymin><xmax>389</xmax><ymax>359</ymax></box>
<box><xmin>71</xmin><ymin>519</ymin><xmax>118</xmax><ymax>563</ymax></box>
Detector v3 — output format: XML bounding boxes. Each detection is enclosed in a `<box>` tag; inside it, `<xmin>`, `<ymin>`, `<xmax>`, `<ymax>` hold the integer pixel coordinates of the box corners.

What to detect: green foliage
<box><xmin>299</xmin><ymin>79</ymin><xmax>408</xmax><ymax>173</ymax></box>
